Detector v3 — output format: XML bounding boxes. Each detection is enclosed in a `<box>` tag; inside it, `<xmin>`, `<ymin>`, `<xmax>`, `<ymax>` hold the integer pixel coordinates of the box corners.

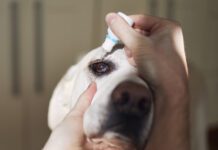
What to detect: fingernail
<box><xmin>87</xmin><ymin>82</ymin><xmax>92</xmax><ymax>88</ymax></box>
<box><xmin>86</xmin><ymin>82</ymin><xmax>97</xmax><ymax>102</ymax></box>
<box><xmin>88</xmin><ymin>82</ymin><xmax>96</xmax><ymax>89</ymax></box>
<box><xmin>106</xmin><ymin>13</ymin><xmax>118</xmax><ymax>24</ymax></box>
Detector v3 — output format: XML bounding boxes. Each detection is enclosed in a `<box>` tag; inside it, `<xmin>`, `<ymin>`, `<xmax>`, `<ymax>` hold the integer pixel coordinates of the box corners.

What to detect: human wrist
<box><xmin>161</xmin><ymin>77</ymin><xmax>189</xmax><ymax>106</ymax></box>
<box><xmin>147</xmin><ymin>89</ymin><xmax>190</xmax><ymax>150</ymax></box>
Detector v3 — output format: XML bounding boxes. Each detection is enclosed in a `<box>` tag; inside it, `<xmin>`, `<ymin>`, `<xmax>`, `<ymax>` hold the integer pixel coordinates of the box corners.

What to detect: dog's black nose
<box><xmin>111</xmin><ymin>81</ymin><xmax>152</xmax><ymax>116</ymax></box>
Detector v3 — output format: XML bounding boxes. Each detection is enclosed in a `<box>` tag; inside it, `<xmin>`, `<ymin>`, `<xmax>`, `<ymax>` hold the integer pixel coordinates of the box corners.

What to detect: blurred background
<box><xmin>0</xmin><ymin>0</ymin><xmax>217</xmax><ymax>150</ymax></box>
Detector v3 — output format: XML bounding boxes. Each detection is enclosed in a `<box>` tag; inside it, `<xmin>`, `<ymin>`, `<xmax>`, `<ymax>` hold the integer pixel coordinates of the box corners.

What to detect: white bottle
<box><xmin>102</xmin><ymin>12</ymin><xmax>134</xmax><ymax>52</ymax></box>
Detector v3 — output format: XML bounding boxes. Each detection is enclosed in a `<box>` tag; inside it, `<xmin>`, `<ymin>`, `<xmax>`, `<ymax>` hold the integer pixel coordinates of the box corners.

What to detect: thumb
<box><xmin>69</xmin><ymin>82</ymin><xmax>97</xmax><ymax>117</ymax></box>
<box><xmin>105</xmin><ymin>13</ymin><xmax>147</xmax><ymax>51</ymax></box>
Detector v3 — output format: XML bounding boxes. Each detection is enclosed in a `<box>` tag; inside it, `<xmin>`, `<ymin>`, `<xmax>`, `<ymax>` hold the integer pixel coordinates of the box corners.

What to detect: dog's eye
<box><xmin>89</xmin><ymin>60</ymin><xmax>114</xmax><ymax>76</ymax></box>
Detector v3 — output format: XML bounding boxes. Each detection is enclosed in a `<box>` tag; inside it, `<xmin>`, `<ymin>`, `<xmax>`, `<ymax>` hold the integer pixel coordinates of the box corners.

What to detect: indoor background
<box><xmin>0</xmin><ymin>0</ymin><xmax>217</xmax><ymax>150</ymax></box>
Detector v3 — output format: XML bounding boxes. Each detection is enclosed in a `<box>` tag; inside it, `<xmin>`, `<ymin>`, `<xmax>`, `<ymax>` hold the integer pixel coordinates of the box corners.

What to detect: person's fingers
<box><xmin>69</xmin><ymin>82</ymin><xmax>97</xmax><ymax>117</ymax></box>
<box><xmin>106</xmin><ymin>12</ymin><xmax>155</xmax><ymax>60</ymax></box>
<box><xmin>129</xmin><ymin>15</ymin><xmax>161</xmax><ymax>32</ymax></box>
<box><xmin>106</xmin><ymin>13</ymin><xmax>147</xmax><ymax>50</ymax></box>
<box><xmin>134</xmin><ymin>28</ymin><xmax>148</xmax><ymax>36</ymax></box>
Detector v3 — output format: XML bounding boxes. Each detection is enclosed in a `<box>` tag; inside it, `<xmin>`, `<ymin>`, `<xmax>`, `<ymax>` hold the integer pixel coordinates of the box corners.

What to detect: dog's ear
<box><xmin>48</xmin><ymin>65</ymin><xmax>78</xmax><ymax>129</ymax></box>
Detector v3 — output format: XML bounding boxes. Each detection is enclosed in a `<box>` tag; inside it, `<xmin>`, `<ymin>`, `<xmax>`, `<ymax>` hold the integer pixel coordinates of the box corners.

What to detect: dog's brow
<box><xmin>103</xmin><ymin>44</ymin><xmax>124</xmax><ymax>58</ymax></box>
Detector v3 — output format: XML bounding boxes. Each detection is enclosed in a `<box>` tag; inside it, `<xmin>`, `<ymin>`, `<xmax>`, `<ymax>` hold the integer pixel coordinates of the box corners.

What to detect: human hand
<box><xmin>106</xmin><ymin>13</ymin><xmax>190</xmax><ymax>150</ymax></box>
<box><xmin>106</xmin><ymin>13</ymin><xmax>188</xmax><ymax>98</ymax></box>
<box><xmin>43</xmin><ymin>82</ymin><xmax>97</xmax><ymax>150</ymax></box>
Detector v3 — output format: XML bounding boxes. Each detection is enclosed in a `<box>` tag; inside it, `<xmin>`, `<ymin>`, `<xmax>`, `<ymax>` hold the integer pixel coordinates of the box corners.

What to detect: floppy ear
<box><xmin>48</xmin><ymin>65</ymin><xmax>78</xmax><ymax>129</ymax></box>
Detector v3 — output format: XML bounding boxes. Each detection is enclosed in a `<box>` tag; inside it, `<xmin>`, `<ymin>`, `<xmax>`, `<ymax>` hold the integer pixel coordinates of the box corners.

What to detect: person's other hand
<box><xmin>106</xmin><ymin>13</ymin><xmax>190</xmax><ymax>150</ymax></box>
<box><xmin>43</xmin><ymin>82</ymin><xmax>97</xmax><ymax>150</ymax></box>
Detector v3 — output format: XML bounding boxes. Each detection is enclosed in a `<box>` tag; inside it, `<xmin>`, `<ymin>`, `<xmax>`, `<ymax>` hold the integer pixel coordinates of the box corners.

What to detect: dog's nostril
<box><xmin>111</xmin><ymin>81</ymin><xmax>152</xmax><ymax>116</ymax></box>
<box><xmin>138</xmin><ymin>98</ymin><xmax>146</xmax><ymax>110</ymax></box>
<box><xmin>113</xmin><ymin>91</ymin><xmax>130</xmax><ymax>105</ymax></box>
<box><xmin>138</xmin><ymin>97</ymin><xmax>150</xmax><ymax>112</ymax></box>
<box><xmin>119</xmin><ymin>91</ymin><xmax>130</xmax><ymax>105</ymax></box>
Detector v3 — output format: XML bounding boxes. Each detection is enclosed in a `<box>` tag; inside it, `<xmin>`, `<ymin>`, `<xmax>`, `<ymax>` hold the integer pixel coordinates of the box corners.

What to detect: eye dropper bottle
<box><xmin>102</xmin><ymin>12</ymin><xmax>134</xmax><ymax>52</ymax></box>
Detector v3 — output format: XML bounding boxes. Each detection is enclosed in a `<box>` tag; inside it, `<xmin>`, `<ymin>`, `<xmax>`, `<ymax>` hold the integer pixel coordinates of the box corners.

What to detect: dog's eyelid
<box><xmin>89</xmin><ymin>59</ymin><xmax>104</xmax><ymax>64</ymax></box>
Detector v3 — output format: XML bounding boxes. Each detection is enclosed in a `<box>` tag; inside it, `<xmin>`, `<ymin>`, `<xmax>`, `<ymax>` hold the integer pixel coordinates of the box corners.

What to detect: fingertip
<box><xmin>105</xmin><ymin>12</ymin><xmax>118</xmax><ymax>25</ymax></box>
<box><xmin>87</xmin><ymin>82</ymin><xmax>97</xmax><ymax>100</ymax></box>
<box><xmin>72</xmin><ymin>82</ymin><xmax>97</xmax><ymax>115</ymax></box>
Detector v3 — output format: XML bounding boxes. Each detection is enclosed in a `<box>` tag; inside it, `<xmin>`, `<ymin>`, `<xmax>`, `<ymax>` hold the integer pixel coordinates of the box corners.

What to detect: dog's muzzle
<box><xmin>85</xmin><ymin>80</ymin><xmax>153</xmax><ymax>150</ymax></box>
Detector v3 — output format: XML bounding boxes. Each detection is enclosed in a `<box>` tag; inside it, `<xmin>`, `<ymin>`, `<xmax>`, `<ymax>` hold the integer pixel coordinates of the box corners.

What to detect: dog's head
<box><xmin>48</xmin><ymin>46</ymin><xmax>153</xmax><ymax>150</ymax></box>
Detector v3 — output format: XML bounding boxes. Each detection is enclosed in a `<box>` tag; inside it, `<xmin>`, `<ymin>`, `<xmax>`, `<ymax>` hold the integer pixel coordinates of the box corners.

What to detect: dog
<box><xmin>48</xmin><ymin>45</ymin><xmax>154</xmax><ymax>150</ymax></box>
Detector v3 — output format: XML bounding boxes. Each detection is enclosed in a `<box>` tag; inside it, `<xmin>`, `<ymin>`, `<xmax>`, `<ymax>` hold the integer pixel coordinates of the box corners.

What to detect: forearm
<box><xmin>146</xmin><ymin>89</ymin><xmax>190</xmax><ymax>150</ymax></box>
